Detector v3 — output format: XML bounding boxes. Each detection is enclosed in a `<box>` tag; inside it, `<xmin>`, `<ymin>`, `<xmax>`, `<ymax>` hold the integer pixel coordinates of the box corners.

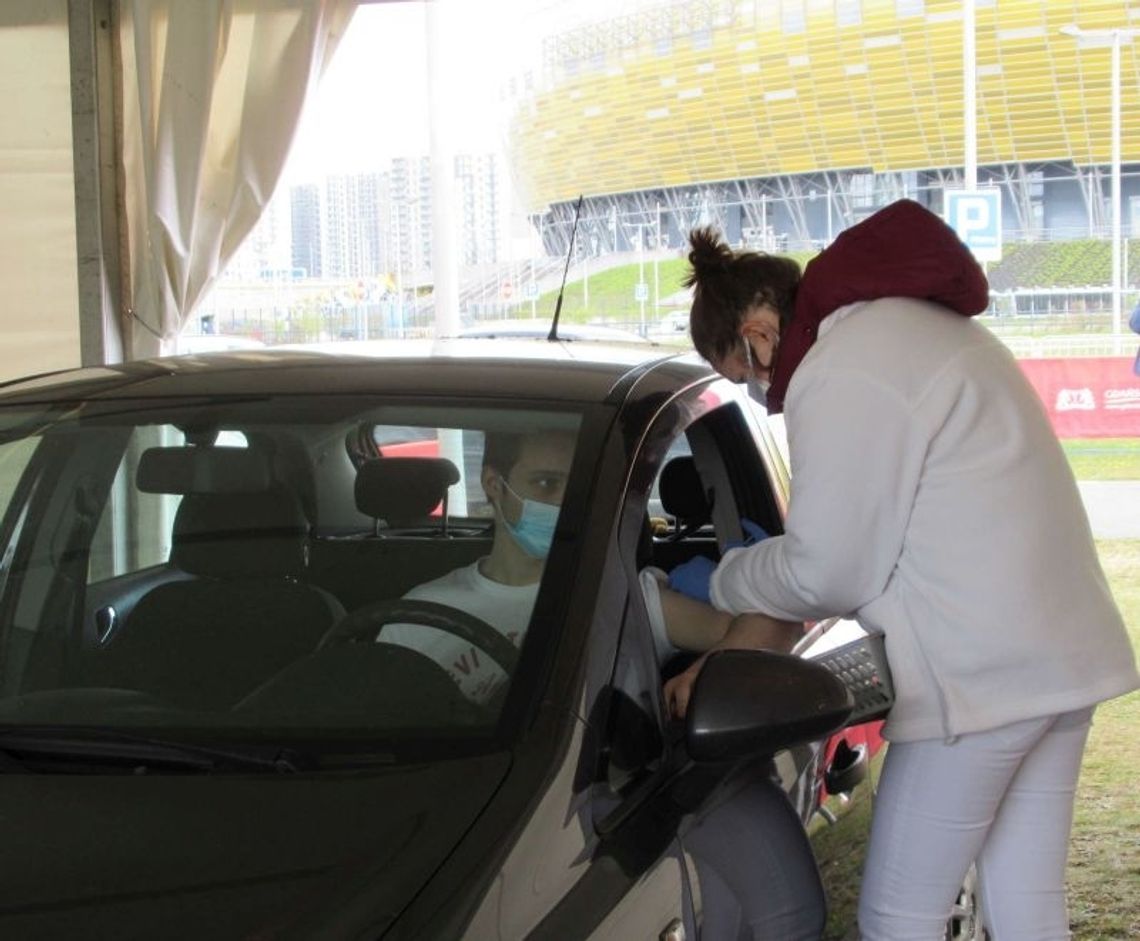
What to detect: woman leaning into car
<box><xmin>663</xmin><ymin>199</ymin><xmax>1140</xmax><ymax>941</ymax></box>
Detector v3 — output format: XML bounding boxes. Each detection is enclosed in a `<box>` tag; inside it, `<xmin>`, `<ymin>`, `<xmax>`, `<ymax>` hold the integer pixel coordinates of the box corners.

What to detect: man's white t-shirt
<box><xmin>385</xmin><ymin>560</ymin><xmax>677</xmax><ymax>705</ymax></box>
<box><xmin>381</xmin><ymin>560</ymin><xmax>537</xmax><ymax>704</ymax></box>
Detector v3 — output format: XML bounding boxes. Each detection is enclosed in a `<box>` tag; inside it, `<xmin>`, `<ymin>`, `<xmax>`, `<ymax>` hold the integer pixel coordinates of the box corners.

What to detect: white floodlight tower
<box><xmin>1060</xmin><ymin>23</ymin><xmax>1140</xmax><ymax>342</ymax></box>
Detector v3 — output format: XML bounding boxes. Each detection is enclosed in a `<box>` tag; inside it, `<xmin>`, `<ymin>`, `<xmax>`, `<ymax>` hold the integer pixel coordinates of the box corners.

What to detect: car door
<box><xmin>647</xmin><ymin>386</ymin><xmax>889</xmax><ymax>937</ymax></box>
<box><xmin>618</xmin><ymin>379</ymin><xmax>845</xmax><ymax>917</ymax></box>
<box><xmin>569</xmin><ymin>379</ymin><xmax>823</xmax><ymax>938</ymax></box>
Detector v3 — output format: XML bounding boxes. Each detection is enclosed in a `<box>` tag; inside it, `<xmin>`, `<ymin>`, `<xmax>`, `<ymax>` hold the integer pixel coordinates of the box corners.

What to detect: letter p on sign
<box><xmin>946</xmin><ymin>190</ymin><xmax>1002</xmax><ymax>262</ymax></box>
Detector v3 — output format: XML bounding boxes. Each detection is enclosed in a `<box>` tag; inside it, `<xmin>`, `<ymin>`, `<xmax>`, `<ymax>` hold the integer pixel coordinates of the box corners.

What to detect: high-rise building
<box><xmin>321</xmin><ymin>172</ymin><xmax>385</xmax><ymax>279</ymax></box>
<box><xmin>223</xmin><ymin>194</ymin><xmax>292</xmax><ymax>281</ymax></box>
<box><xmin>454</xmin><ymin>153</ymin><xmax>503</xmax><ymax>266</ymax></box>
<box><xmin>290</xmin><ymin>184</ymin><xmax>322</xmax><ymax>278</ymax></box>
<box><xmin>387</xmin><ymin>156</ymin><xmax>434</xmax><ymax>280</ymax></box>
<box><xmin>238</xmin><ymin>153</ymin><xmax>507</xmax><ymax>287</ymax></box>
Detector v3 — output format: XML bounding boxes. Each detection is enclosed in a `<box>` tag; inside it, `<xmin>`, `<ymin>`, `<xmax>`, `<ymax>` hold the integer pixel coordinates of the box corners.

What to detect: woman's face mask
<box><xmin>742</xmin><ymin>335</ymin><xmax>772</xmax><ymax>407</ymax></box>
<box><xmin>499</xmin><ymin>478</ymin><xmax>559</xmax><ymax>559</ymax></box>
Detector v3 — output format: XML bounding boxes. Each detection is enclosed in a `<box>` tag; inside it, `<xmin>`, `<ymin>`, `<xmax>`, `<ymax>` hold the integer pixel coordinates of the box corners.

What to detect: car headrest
<box><xmin>658</xmin><ymin>456</ymin><xmax>712</xmax><ymax>527</ymax></box>
<box><xmin>354</xmin><ymin>457</ymin><xmax>461</xmax><ymax>525</ymax></box>
<box><xmin>171</xmin><ymin>489</ymin><xmax>309</xmax><ymax>578</ymax></box>
<box><xmin>137</xmin><ymin>446</ymin><xmax>271</xmax><ymax>494</ymax></box>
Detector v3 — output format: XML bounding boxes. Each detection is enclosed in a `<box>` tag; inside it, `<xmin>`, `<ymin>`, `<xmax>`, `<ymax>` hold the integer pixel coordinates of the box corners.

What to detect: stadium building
<box><xmin>503</xmin><ymin>0</ymin><xmax>1140</xmax><ymax>259</ymax></box>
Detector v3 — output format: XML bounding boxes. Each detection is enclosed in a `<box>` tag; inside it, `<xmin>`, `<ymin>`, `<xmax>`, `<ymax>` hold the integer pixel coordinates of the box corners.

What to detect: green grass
<box><xmin>533</xmin><ymin>252</ymin><xmax>818</xmax><ymax>323</ymax></box>
<box><xmin>1062</xmin><ymin>438</ymin><xmax>1140</xmax><ymax>481</ymax></box>
<box><xmin>534</xmin><ymin>258</ymin><xmax>689</xmax><ymax>323</ymax></box>
<box><xmin>812</xmin><ymin>539</ymin><xmax>1140</xmax><ymax>940</ymax></box>
<box><xmin>1067</xmin><ymin>539</ymin><xmax>1140</xmax><ymax>941</ymax></box>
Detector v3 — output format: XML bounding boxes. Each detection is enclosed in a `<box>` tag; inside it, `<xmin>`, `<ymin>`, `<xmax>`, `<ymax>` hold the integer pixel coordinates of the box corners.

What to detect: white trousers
<box><xmin>858</xmin><ymin>706</ymin><xmax>1094</xmax><ymax>941</ymax></box>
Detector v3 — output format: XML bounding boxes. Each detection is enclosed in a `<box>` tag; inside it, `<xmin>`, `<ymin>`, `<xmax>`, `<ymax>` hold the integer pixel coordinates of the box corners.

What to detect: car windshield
<box><xmin>0</xmin><ymin>394</ymin><xmax>583</xmax><ymax>761</ymax></box>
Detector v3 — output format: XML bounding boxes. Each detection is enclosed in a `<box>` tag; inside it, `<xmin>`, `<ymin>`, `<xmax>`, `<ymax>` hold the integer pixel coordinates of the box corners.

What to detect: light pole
<box><xmin>964</xmin><ymin>0</ymin><xmax>977</xmax><ymax>189</ymax></box>
<box><xmin>637</xmin><ymin>223</ymin><xmax>646</xmax><ymax>332</ymax></box>
<box><xmin>654</xmin><ymin>201</ymin><xmax>662</xmax><ymax>318</ymax></box>
<box><xmin>1060</xmin><ymin>23</ymin><xmax>1140</xmax><ymax>341</ymax></box>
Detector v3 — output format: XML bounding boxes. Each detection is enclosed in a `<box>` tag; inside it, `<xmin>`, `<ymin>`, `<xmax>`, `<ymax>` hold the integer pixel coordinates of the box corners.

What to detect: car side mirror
<box><xmin>685</xmin><ymin>649</ymin><xmax>854</xmax><ymax>762</ymax></box>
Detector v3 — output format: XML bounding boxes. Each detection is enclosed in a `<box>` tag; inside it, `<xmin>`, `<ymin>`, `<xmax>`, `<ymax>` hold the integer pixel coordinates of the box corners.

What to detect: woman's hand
<box><xmin>664</xmin><ymin>652</ymin><xmax>709</xmax><ymax>720</ymax></box>
<box><xmin>662</xmin><ymin>612</ymin><xmax>802</xmax><ymax>720</ymax></box>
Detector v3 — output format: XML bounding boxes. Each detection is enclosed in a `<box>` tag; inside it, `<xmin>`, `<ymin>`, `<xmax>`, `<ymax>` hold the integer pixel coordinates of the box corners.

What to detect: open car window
<box><xmin>593</xmin><ymin>388</ymin><xmax>785</xmax><ymax>807</ymax></box>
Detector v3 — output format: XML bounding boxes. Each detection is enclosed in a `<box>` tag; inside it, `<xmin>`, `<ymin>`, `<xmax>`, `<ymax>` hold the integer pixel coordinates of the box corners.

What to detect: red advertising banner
<box><xmin>1018</xmin><ymin>356</ymin><xmax>1140</xmax><ymax>438</ymax></box>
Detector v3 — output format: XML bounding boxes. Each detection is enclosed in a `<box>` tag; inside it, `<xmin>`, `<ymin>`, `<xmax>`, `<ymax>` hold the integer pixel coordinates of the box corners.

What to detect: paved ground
<box><xmin>1078</xmin><ymin>481</ymin><xmax>1140</xmax><ymax>539</ymax></box>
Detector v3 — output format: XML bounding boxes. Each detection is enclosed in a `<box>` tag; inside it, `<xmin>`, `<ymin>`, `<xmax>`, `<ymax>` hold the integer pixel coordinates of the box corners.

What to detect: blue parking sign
<box><xmin>945</xmin><ymin>190</ymin><xmax>1002</xmax><ymax>262</ymax></box>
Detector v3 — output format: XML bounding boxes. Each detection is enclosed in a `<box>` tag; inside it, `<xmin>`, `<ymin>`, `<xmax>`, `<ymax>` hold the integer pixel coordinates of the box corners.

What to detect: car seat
<box><xmin>354</xmin><ymin>456</ymin><xmax>460</xmax><ymax>534</ymax></box>
<box><xmin>95</xmin><ymin>448</ymin><xmax>345</xmax><ymax>710</ymax></box>
<box><xmin>657</xmin><ymin>455</ymin><xmax>713</xmax><ymax>539</ymax></box>
<box><xmin>306</xmin><ymin>456</ymin><xmax>478</xmax><ymax>612</ymax></box>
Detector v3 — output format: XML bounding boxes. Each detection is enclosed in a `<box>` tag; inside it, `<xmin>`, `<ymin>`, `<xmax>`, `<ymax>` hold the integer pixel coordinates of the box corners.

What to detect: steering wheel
<box><xmin>317</xmin><ymin>598</ymin><xmax>519</xmax><ymax>674</ymax></box>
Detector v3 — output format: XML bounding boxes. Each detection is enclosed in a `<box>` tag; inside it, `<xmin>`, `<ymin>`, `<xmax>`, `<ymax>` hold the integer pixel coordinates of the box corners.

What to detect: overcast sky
<box><xmin>283</xmin><ymin>0</ymin><xmax>657</xmax><ymax>183</ymax></box>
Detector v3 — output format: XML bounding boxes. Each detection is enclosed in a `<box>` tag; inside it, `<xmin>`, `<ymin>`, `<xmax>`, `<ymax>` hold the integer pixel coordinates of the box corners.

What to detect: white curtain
<box><xmin>119</xmin><ymin>0</ymin><xmax>357</xmax><ymax>358</ymax></box>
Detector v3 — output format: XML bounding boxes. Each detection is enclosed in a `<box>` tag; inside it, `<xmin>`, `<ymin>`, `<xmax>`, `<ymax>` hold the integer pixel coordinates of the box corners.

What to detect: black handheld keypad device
<box><xmin>810</xmin><ymin>632</ymin><xmax>894</xmax><ymax>724</ymax></box>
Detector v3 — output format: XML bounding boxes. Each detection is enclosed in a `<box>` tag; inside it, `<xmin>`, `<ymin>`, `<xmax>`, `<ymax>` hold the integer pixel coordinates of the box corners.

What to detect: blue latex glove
<box><xmin>666</xmin><ymin>555</ymin><xmax>717</xmax><ymax>604</ymax></box>
<box><xmin>667</xmin><ymin>521</ymin><xmax>770</xmax><ymax>603</ymax></box>
<box><xmin>725</xmin><ymin>518</ymin><xmax>770</xmax><ymax>551</ymax></box>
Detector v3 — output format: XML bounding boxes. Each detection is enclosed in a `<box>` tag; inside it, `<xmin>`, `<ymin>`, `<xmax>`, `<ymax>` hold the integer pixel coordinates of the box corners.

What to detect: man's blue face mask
<box><xmin>500</xmin><ymin>478</ymin><xmax>559</xmax><ymax>559</ymax></box>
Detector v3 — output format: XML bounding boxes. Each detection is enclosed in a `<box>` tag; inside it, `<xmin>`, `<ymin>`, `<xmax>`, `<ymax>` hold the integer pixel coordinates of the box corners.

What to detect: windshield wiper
<box><xmin>0</xmin><ymin>727</ymin><xmax>303</xmax><ymax>774</ymax></box>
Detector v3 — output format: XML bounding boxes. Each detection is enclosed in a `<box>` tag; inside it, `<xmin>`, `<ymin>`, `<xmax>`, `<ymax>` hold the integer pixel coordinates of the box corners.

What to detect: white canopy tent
<box><xmin>0</xmin><ymin>0</ymin><xmax>356</xmax><ymax>381</ymax></box>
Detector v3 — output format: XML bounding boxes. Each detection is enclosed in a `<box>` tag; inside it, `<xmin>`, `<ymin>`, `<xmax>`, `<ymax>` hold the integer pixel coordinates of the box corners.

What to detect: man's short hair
<box><xmin>482</xmin><ymin>428</ymin><xmax>576</xmax><ymax>479</ymax></box>
<box><xmin>482</xmin><ymin>431</ymin><xmax>525</xmax><ymax>478</ymax></box>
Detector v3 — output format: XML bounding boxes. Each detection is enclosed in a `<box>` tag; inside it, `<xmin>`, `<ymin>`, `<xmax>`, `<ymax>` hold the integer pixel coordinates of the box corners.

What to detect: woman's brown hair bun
<box><xmin>684</xmin><ymin>226</ymin><xmax>733</xmax><ymax>287</ymax></box>
<box><xmin>684</xmin><ymin>226</ymin><xmax>802</xmax><ymax>364</ymax></box>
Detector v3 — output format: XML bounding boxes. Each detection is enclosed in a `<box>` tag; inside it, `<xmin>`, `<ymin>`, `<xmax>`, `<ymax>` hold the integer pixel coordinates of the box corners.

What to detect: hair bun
<box><xmin>684</xmin><ymin>226</ymin><xmax>732</xmax><ymax>287</ymax></box>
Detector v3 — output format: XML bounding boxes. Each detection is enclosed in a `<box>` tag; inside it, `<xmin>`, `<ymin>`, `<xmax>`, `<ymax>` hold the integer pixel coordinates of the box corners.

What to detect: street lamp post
<box><xmin>654</xmin><ymin>201</ymin><xmax>662</xmax><ymax>317</ymax></box>
<box><xmin>964</xmin><ymin>0</ymin><xmax>977</xmax><ymax>190</ymax></box>
<box><xmin>1060</xmin><ymin>24</ymin><xmax>1140</xmax><ymax>342</ymax></box>
<box><xmin>637</xmin><ymin>224</ymin><xmax>646</xmax><ymax>332</ymax></box>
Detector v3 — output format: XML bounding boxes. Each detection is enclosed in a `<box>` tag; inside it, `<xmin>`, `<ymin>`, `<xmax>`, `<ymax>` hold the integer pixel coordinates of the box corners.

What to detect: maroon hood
<box><xmin>765</xmin><ymin>198</ymin><xmax>990</xmax><ymax>414</ymax></box>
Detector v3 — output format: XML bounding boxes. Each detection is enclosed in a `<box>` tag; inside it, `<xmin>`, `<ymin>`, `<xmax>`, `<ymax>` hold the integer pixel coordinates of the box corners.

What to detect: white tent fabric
<box><xmin>0</xmin><ymin>1</ymin><xmax>81</xmax><ymax>382</ymax></box>
<box><xmin>119</xmin><ymin>0</ymin><xmax>356</xmax><ymax>358</ymax></box>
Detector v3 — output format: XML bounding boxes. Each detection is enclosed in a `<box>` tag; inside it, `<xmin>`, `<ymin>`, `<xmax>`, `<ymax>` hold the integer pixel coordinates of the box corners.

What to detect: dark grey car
<box><xmin>0</xmin><ymin>341</ymin><xmax>867</xmax><ymax>939</ymax></box>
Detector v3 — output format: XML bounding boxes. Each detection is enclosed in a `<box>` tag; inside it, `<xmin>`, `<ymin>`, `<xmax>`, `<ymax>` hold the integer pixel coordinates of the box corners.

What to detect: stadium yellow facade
<box><xmin>507</xmin><ymin>0</ymin><xmax>1140</xmax><ymax>209</ymax></box>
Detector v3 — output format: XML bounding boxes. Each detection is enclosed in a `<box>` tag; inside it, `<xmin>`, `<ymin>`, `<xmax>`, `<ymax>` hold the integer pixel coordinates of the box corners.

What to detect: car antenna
<box><xmin>548</xmin><ymin>194</ymin><xmax>584</xmax><ymax>342</ymax></box>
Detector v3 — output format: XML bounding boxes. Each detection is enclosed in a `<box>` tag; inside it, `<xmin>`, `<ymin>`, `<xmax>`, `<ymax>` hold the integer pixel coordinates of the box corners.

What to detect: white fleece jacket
<box><xmin>711</xmin><ymin>298</ymin><xmax>1139</xmax><ymax>742</ymax></box>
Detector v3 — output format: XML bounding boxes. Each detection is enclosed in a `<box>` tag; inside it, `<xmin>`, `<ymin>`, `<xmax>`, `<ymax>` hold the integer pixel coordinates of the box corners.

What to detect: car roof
<box><xmin>0</xmin><ymin>339</ymin><xmax>715</xmax><ymax>410</ymax></box>
<box><xmin>451</xmin><ymin>320</ymin><xmax>655</xmax><ymax>345</ymax></box>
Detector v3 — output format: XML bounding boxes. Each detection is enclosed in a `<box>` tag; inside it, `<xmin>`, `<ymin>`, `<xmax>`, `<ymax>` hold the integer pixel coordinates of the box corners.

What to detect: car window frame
<box><xmin>586</xmin><ymin>378</ymin><xmax>793</xmax><ymax>817</ymax></box>
<box><xmin>586</xmin><ymin>378</ymin><xmax>726</xmax><ymax>813</ymax></box>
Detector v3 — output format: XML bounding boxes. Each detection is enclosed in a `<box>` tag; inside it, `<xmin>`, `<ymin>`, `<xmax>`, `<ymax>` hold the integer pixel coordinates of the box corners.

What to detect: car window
<box><xmin>87</xmin><ymin>426</ymin><xmax>251</xmax><ymax>583</ymax></box>
<box><xmin>0</xmin><ymin>396</ymin><xmax>584</xmax><ymax>758</ymax></box>
<box><xmin>591</xmin><ymin>392</ymin><xmax>757</xmax><ymax>809</ymax></box>
<box><xmin>0</xmin><ymin>436</ymin><xmax>38</xmax><ymax>524</ymax></box>
<box><xmin>647</xmin><ymin>434</ymin><xmax>692</xmax><ymax>530</ymax></box>
<box><xmin>588</xmin><ymin>389</ymin><xmax>788</xmax><ymax>809</ymax></box>
<box><xmin>87</xmin><ymin>425</ymin><xmax>185</xmax><ymax>583</ymax></box>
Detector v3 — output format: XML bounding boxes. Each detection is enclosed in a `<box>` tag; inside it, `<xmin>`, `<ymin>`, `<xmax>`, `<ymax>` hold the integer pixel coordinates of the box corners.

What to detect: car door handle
<box><xmin>660</xmin><ymin>917</ymin><xmax>686</xmax><ymax>941</ymax></box>
<box><xmin>95</xmin><ymin>605</ymin><xmax>117</xmax><ymax>643</ymax></box>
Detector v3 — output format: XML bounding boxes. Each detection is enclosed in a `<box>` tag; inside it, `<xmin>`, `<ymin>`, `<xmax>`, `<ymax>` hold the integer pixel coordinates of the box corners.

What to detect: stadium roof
<box><xmin>506</xmin><ymin>0</ymin><xmax>1140</xmax><ymax>208</ymax></box>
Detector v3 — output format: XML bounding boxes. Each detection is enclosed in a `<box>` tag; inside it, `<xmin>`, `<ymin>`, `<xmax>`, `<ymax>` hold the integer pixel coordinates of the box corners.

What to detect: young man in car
<box><xmin>384</xmin><ymin>427</ymin><xmax>798</xmax><ymax>705</ymax></box>
<box><xmin>381</xmin><ymin>426</ymin><xmax>827</xmax><ymax>941</ymax></box>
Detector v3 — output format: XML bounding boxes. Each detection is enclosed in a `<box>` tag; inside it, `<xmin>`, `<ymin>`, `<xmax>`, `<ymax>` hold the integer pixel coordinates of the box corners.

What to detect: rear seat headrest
<box><xmin>137</xmin><ymin>446</ymin><xmax>271</xmax><ymax>494</ymax></box>
<box><xmin>355</xmin><ymin>457</ymin><xmax>460</xmax><ymax>525</ymax></box>
<box><xmin>658</xmin><ymin>456</ymin><xmax>712</xmax><ymax>527</ymax></box>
